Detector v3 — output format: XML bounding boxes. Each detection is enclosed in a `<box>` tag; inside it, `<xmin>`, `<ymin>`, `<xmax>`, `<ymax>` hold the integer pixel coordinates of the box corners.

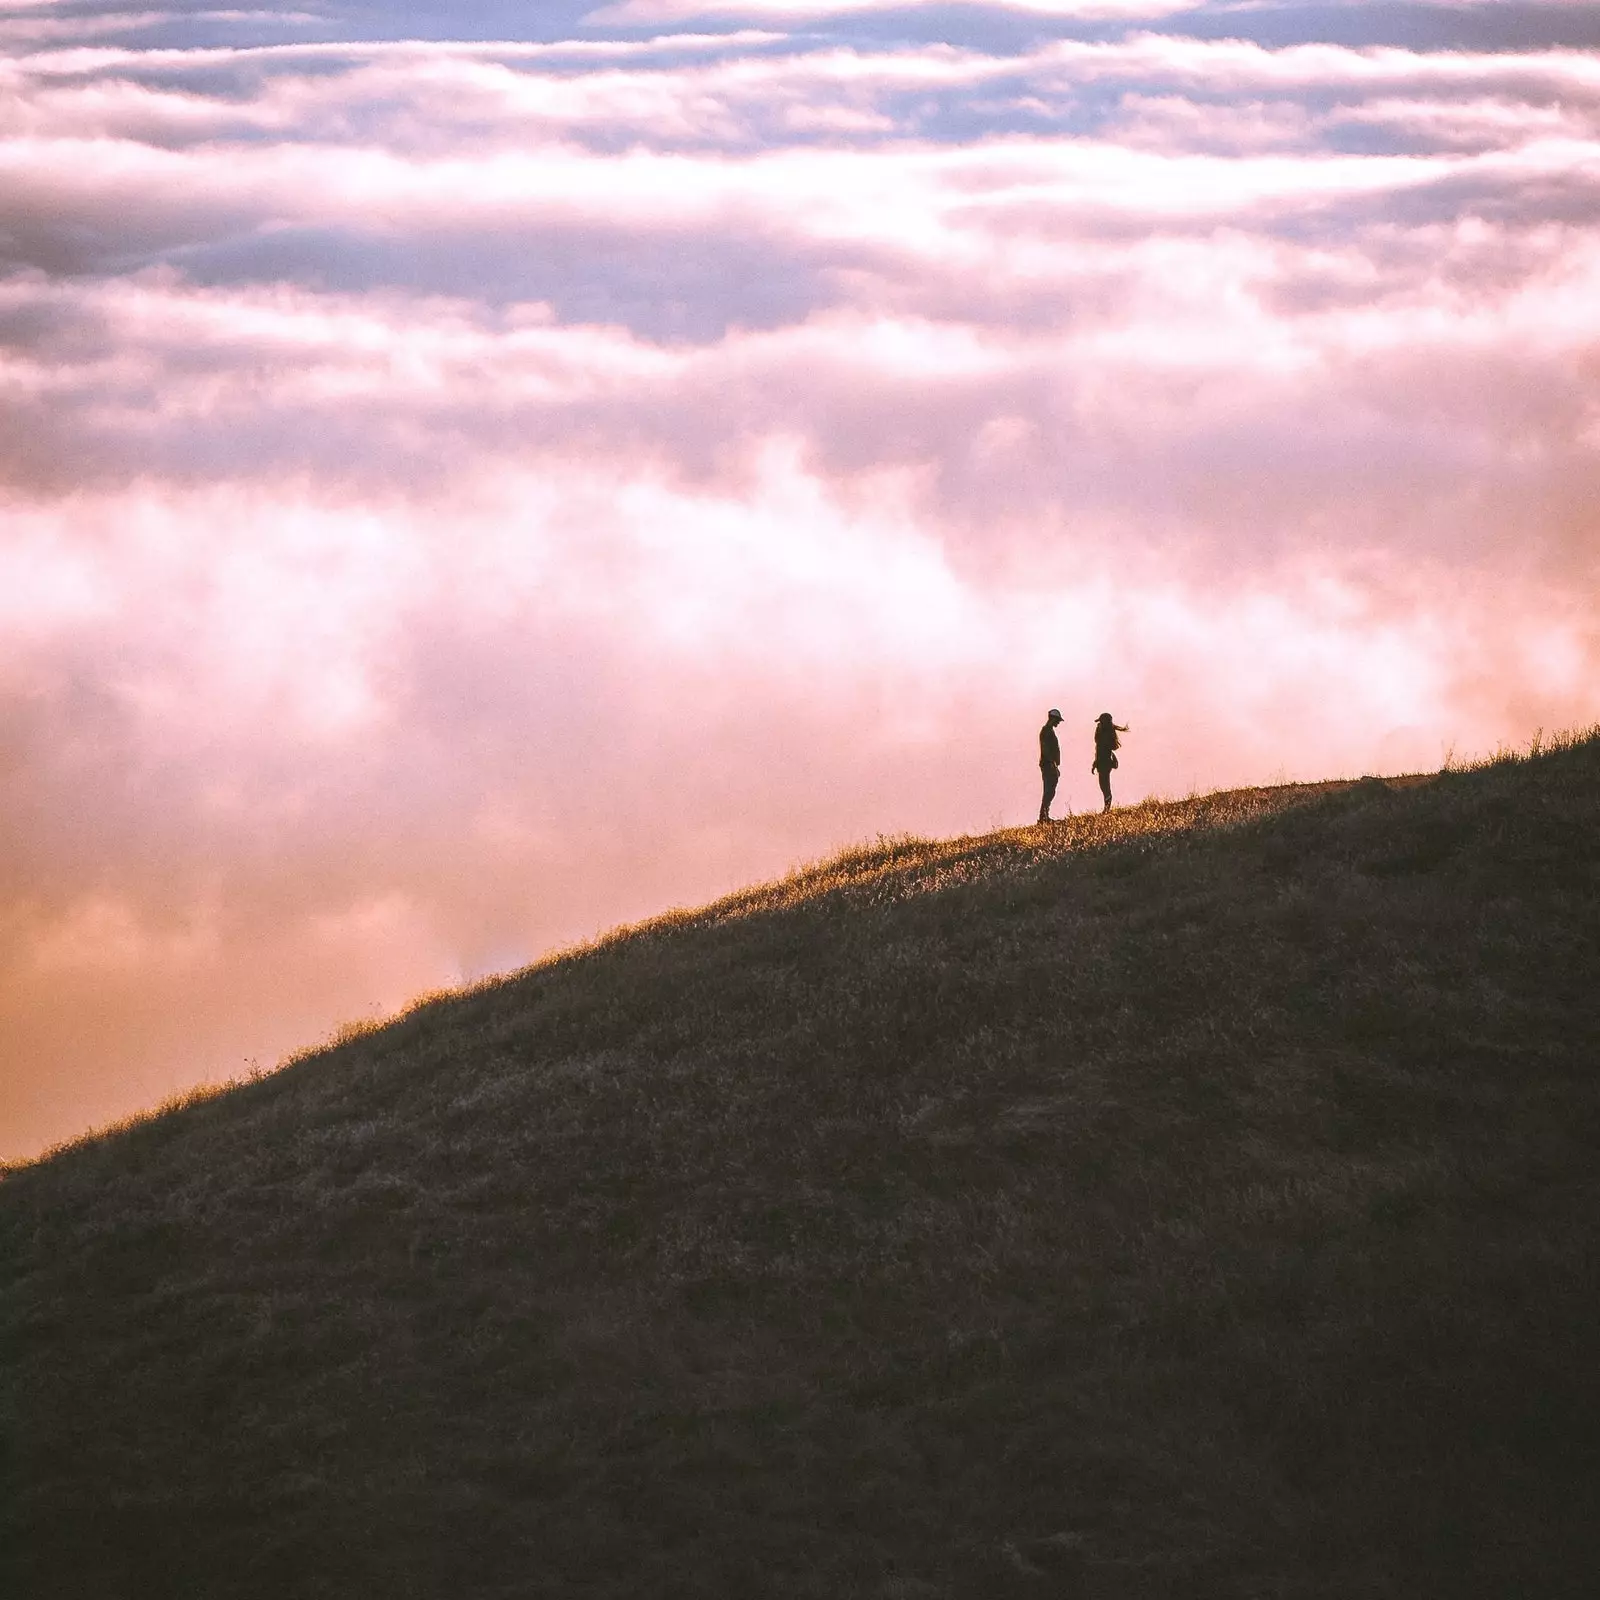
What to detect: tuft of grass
<box><xmin>4</xmin><ymin>733</ymin><xmax>1599</xmax><ymax>1599</ymax></box>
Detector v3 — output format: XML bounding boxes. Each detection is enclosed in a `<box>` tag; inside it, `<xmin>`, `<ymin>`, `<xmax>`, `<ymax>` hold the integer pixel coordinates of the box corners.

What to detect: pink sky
<box><xmin>3</xmin><ymin>2</ymin><xmax>1598</xmax><ymax>1159</ymax></box>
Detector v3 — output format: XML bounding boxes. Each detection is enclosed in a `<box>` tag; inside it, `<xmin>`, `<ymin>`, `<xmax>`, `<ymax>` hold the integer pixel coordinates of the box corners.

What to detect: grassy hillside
<box><xmin>5</xmin><ymin>737</ymin><xmax>1599</xmax><ymax>1599</ymax></box>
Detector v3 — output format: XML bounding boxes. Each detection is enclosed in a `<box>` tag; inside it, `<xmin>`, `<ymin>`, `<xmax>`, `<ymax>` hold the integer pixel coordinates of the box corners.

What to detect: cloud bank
<box><xmin>3</xmin><ymin>2</ymin><xmax>1598</xmax><ymax>1157</ymax></box>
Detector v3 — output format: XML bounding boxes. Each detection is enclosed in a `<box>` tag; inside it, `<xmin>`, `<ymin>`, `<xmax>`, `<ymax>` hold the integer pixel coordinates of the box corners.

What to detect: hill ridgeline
<box><xmin>4</xmin><ymin>735</ymin><xmax>1599</xmax><ymax>1599</ymax></box>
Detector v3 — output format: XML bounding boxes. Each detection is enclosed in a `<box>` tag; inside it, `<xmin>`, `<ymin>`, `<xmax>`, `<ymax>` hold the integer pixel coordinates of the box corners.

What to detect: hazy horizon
<box><xmin>4</xmin><ymin>0</ymin><xmax>1599</xmax><ymax>1160</ymax></box>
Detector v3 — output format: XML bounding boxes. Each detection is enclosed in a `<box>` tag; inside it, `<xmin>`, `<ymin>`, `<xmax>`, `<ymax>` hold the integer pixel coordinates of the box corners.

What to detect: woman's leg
<box><xmin>1098</xmin><ymin>767</ymin><xmax>1113</xmax><ymax>811</ymax></box>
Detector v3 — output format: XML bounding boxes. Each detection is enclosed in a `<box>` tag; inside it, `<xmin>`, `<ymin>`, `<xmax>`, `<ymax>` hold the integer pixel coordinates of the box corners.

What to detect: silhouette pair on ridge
<box><xmin>1038</xmin><ymin>709</ymin><xmax>1128</xmax><ymax>822</ymax></box>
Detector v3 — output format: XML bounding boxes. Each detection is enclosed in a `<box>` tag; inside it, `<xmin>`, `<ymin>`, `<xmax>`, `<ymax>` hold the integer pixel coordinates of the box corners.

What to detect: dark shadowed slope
<box><xmin>5</xmin><ymin>738</ymin><xmax>1599</xmax><ymax>1600</ymax></box>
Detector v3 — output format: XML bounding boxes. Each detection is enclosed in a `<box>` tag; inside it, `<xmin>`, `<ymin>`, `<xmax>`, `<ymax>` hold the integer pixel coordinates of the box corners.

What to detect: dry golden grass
<box><xmin>4</xmin><ymin>733</ymin><xmax>1598</xmax><ymax>1599</ymax></box>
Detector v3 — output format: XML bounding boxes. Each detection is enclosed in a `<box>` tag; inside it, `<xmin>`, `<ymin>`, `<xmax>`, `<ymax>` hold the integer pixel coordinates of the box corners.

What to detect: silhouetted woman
<box><xmin>1091</xmin><ymin>713</ymin><xmax>1128</xmax><ymax>812</ymax></box>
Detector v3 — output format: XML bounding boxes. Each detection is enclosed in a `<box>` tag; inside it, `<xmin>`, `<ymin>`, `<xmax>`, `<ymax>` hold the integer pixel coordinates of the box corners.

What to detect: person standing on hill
<box><xmin>1038</xmin><ymin>708</ymin><xmax>1064</xmax><ymax>823</ymax></box>
<box><xmin>1091</xmin><ymin>712</ymin><xmax>1129</xmax><ymax>812</ymax></box>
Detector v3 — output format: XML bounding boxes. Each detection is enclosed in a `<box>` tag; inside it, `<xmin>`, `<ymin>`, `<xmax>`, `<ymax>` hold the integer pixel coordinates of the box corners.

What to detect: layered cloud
<box><xmin>587</xmin><ymin>0</ymin><xmax>1196</xmax><ymax>21</ymax></box>
<box><xmin>3</xmin><ymin>2</ymin><xmax>1598</xmax><ymax>1157</ymax></box>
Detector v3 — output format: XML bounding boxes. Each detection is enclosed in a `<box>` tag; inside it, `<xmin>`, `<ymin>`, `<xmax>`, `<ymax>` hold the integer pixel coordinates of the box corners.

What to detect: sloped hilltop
<box><xmin>5</xmin><ymin>740</ymin><xmax>1599</xmax><ymax>1599</ymax></box>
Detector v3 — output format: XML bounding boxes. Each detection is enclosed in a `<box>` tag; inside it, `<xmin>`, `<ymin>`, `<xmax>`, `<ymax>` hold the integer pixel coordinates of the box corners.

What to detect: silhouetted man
<box><xmin>1038</xmin><ymin>708</ymin><xmax>1063</xmax><ymax>823</ymax></box>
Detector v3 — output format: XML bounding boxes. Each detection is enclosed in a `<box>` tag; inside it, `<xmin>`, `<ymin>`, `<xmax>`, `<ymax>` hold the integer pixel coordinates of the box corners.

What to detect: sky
<box><xmin>2</xmin><ymin>0</ymin><xmax>1598</xmax><ymax>1159</ymax></box>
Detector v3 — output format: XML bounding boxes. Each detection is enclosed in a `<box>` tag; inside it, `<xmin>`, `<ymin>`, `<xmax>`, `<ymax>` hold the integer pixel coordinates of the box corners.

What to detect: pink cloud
<box><xmin>589</xmin><ymin>0</ymin><xmax>1191</xmax><ymax>22</ymax></box>
<box><xmin>2</xmin><ymin>17</ymin><xmax>1598</xmax><ymax>1159</ymax></box>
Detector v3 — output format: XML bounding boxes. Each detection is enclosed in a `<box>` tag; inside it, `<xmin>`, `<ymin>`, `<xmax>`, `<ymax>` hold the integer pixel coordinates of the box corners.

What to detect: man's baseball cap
<box><xmin>1048</xmin><ymin>708</ymin><xmax>1062</xmax><ymax>720</ymax></box>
